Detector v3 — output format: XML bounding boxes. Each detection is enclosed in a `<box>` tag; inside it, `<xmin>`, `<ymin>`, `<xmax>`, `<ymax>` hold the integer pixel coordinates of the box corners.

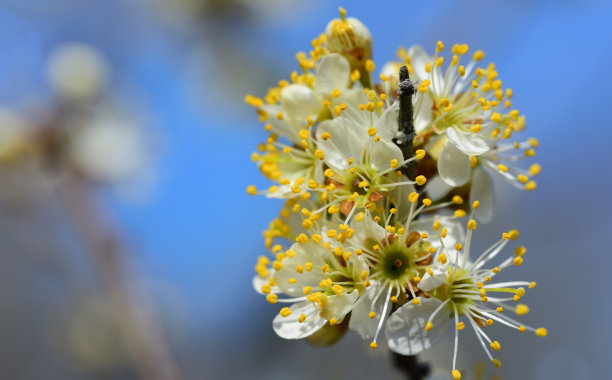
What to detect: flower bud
<box><xmin>325</xmin><ymin>9</ymin><xmax>372</xmax><ymax>82</ymax></box>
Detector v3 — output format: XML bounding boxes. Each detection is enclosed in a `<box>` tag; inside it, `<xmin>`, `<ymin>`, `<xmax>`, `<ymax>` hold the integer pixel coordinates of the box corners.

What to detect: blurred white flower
<box><xmin>47</xmin><ymin>42</ymin><xmax>109</xmax><ymax>100</ymax></box>
<box><xmin>69</xmin><ymin>114</ymin><xmax>148</xmax><ymax>183</ymax></box>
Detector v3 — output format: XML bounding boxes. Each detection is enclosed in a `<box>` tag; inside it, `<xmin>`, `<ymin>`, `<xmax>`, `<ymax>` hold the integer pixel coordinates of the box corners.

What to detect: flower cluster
<box><xmin>246</xmin><ymin>8</ymin><xmax>545</xmax><ymax>379</ymax></box>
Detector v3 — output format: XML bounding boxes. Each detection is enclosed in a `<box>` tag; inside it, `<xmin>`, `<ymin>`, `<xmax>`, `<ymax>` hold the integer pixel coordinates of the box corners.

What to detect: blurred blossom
<box><xmin>68</xmin><ymin>111</ymin><xmax>150</xmax><ymax>184</ymax></box>
<box><xmin>47</xmin><ymin>42</ymin><xmax>109</xmax><ymax>101</ymax></box>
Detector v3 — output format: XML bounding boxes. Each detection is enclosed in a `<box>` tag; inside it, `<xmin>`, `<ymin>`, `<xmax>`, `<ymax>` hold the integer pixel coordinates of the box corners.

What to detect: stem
<box><xmin>393</xmin><ymin>66</ymin><xmax>417</xmax><ymax>179</ymax></box>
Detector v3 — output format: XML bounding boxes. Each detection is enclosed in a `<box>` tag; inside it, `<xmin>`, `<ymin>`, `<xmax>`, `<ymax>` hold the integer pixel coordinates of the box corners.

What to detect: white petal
<box><xmin>370</xmin><ymin>139</ymin><xmax>404</xmax><ymax>171</ymax></box>
<box><xmin>373</xmin><ymin>102</ymin><xmax>399</xmax><ymax>141</ymax></box>
<box><xmin>273</xmin><ymin>242</ymin><xmax>326</xmax><ymax>297</ymax></box>
<box><xmin>437</xmin><ymin>142</ymin><xmax>471</xmax><ymax>187</ymax></box>
<box><xmin>280</xmin><ymin>84</ymin><xmax>323</xmax><ymax>120</ymax></box>
<box><xmin>315</xmin><ymin>54</ymin><xmax>350</xmax><ymax>95</ymax></box>
<box><xmin>273</xmin><ymin>301</ymin><xmax>326</xmax><ymax>339</ymax></box>
<box><xmin>422</xmin><ymin>175</ymin><xmax>452</xmax><ymax>201</ymax></box>
<box><xmin>385</xmin><ymin>297</ymin><xmax>450</xmax><ymax>355</ymax></box>
<box><xmin>470</xmin><ymin>166</ymin><xmax>494</xmax><ymax>223</ymax></box>
<box><xmin>319</xmin><ymin>290</ymin><xmax>359</xmax><ymax>320</ymax></box>
<box><xmin>317</xmin><ymin>117</ymin><xmax>367</xmax><ymax>172</ymax></box>
<box><xmin>446</xmin><ymin>126</ymin><xmax>490</xmax><ymax>156</ymax></box>
<box><xmin>252</xmin><ymin>274</ymin><xmax>277</xmax><ymax>295</ymax></box>
<box><xmin>349</xmin><ymin>284</ymin><xmax>389</xmax><ymax>340</ymax></box>
<box><xmin>414</xmin><ymin>94</ymin><xmax>432</xmax><ymax>133</ymax></box>
<box><xmin>418</xmin><ymin>270</ymin><xmax>447</xmax><ymax>292</ymax></box>
<box><xmin>407</xmin><ymin>45</ymin><xmax>430</xmax><ymax>81</ymax></box>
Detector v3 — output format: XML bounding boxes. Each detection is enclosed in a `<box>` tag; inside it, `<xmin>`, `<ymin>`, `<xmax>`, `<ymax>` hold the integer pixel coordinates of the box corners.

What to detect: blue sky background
<box><xmin>0</xmin><ymin>0</ymin><xmax>611</xmax><ymax>379</ymax></box>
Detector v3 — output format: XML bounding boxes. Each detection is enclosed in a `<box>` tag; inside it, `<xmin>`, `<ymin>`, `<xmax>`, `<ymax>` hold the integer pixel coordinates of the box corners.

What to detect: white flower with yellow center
<box><xmin>254</xmin><ymin>216</ymin><xmax>372</xmax><ymax>340</ymax></box>
<box><xmin>380</xmin><ymin>43</ymin><xmax>540</xmax><ymax>221</ymax></box>
<box><xmin>384</xmin><ymin>203</ymin><xmax>546</xmax><ymax>379</ymax></box>
<box><xmin>246</xmin><ymin>52</ymin><xmax>359</xmax><ymax>199</ymax></box>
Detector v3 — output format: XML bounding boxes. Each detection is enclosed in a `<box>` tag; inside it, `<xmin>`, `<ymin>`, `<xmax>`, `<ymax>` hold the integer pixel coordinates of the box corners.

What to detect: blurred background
<box><xmin>0</xmin><ymin>0</ymin><xmax>610</xmax><ymax>379</ymax></box>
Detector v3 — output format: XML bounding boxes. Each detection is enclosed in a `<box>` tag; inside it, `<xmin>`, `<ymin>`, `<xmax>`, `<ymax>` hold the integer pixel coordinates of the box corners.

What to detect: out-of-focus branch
<box><xmin>55</xmin><ymin>171</ymin><xmax>182</xmax><ymax>380</ymax></box>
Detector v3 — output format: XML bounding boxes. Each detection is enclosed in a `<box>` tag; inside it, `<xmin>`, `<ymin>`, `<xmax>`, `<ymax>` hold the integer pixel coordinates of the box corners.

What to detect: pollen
<box><xmin>452</xmin><ymin>369</ymin><xmax>462</xmax><ymax>379</ymax></box>
<box><xmin>425</xmin><ymin>321</ymin><xmax>433</xmax><ymax>331</ymax></box>
<box><xmin>416</xmin><ymin>149</ymin><xmax>426</xmax><ymax>159</ymax></box>
<box><xmin>369</xmin><ymin>311</ymin><xmax>376</xmax><ymax>319</ymax></box>
<box><xmin>280</xmin><ymin>307</ymin><xmax>292</xmax><ymax>317</ymax></box>
<box><xmin>490</xmin><ymin>341</ymin><xmax>501</xmax><ymax>351</ymax></box>
<box><xmin>516</xmin><ymin>304</ymin><xmax>530</xmax><ymax>315</ymax></box>
<box><xmin>535</xmin><ymin>327</ymin><xmax>548</xmax><ymax>337</ymax></box>
<box><xmin>370</xmin><ymin>341</ymin><xmax>378</xmax><ymax>350</ymax></box>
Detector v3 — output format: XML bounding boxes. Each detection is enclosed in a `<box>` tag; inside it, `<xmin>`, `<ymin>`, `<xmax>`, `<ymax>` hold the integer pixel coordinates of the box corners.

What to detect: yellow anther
<box><xmin>491</xmin><ymin>112</ymin><xmax>502</xmax><ymax>123</ymax></box>
<box><xmin>425</xmin><ymin>62</ymin><xmax>432</xmax><ymax>73</ymax></box>
<box><xmin>516</xmin><ymin>304</ymin><xmax>530</xmax><ymax>315</ymax></box>
<box><xmin>428</xmin><ymin>247</ymin><xmax>436</xmax><ymax>254</ymax></box>
<box><xmin>508</xmin><ymin>229</ymin><xmax>520</xmax><ymax>240</ymax></box>
<box><xmin>455</xmin><ymin>243</ymin><xmax>463</xmax><ymax>250</ymax></box>
<box><xmin>302</xmin><ymin>219</ymin><xmax>314</xmax><ymax>229</ymax></box>
<box><xmin>409</xmin><ymin>192</ymin><xmax>419</xmax><ymax>203</ymax></box>
<box><xmin>454</xmin><ymin>209</ymin><xmax>466</xmax><ymax>218</ymax></box>
<box><xmin>433</xmin><ymin>220</ymin><xmax>441</xmax><ymax>231</ymax></box>
<box><xmin>368</xmin><ymin>311</ymin><xmax>376</xmax><ymax>319</ymax></box>
<box><xmin>307</xmin><ymin>115</ymin><xmax>314</xmax><ymax>126</ymax></box>
<box><xmin>276</xmin><ymin>111</ymin><xmax>284</xmax><ymax>120</ymax></box>
<box><xmin>535</xmin><ymin>327</ymin><xmax>548</xmax><ymax>337</ymax></box>
<box><xmin>305</xmin><ymin>262</ymin><xmax>313</xmax><ymax>271</ymax></box>
<box><xmin>277</xmin><ymin>307</ymin><xmax>292</xmax><ymax>318</ymax></box>
<box><xmin>451</xmin><ymin>55</ymin><xmax>458</xmax><ymax>66</ymax></box>
<box><xmin>415</xmin><ymin>149</ymin><xmax>426</xmax><ymax>159</ymax></box>
<box><xmin>321</xmin><ymin>264</ymin><xmax>330</xmax><ymax>273</ymax></box>
<box><xmin>492</xmin><ymin>359</ymin><xmax>501</xmax><ymax>369</ymax></box>
<box><xmin>436</xmin><ymin>40</ymin><xmax>445</xmax><ymax>52</ymax></box>
<box><xmin>295</xmin><ymin>264</ymin><xmax>304</xmax><ymax>274</ymax></box>
<box><xmin>328</xmin><ymin>205</ymin><xmax>339</xmax><ymax>214</ymax></box>
<box><xmin>470</xmin><ymin>124</ymin><xmax>482</xmax><ymax>133</ymax></box>
<box><xmin>421</xmin><ymin>232</ymin><xmax>428</xmax><ymax>238</ymax></box>
<box><xmin>529</xmin><ymin>281</ymin><xmax>537</xmax><ymax>289</ymax></box>
<box><xmin>297</xmin><ymin>313</ymin><xmax>306</xmax><ymax>323</ymax></box>
<box><xmin>452</xmin><ymin>195</ymin><xmax>463</xmax><ymax>205</ymax></box>
<box><xmin>457</xmin><ymin>321</ymin><xmax>465</xmax><ymax>330</ymax></box>
<box><xmin>452</xmin><ymin>369</ymin><xmax>462</xmax><ymax>379</ymax></box>
<box><xmin>331</xmin><ymin>88</ymin><xmax>341</xmax><ymax>98</ymax></box>
<box><xmin>266</xmin><ymin>294</ymin><xmax>278</xmax><ymax>304</ymax></box>
<box><xmin>365</xmin><ymin>59</ymin><xmax>375</xmax><ymax>72</ymax></box>
<box><xmin>356</xmin><ymin>212</ymin><xmax>365</xmax><ymax>222</ymax></box>
<box><xmin>288</xmin><ymin>278</ymin><xmax>297</xmax><ymax>284</ymax></box>
<box><xmin>246</xmin><ymin>185</ymin><xmax>257</xmax><ymax>196</ymax></box>
<box><xmin>332</xmin><ymin>284</ymin><xmax>344</xmax><ymax>295</ymax></box>
<box><xmin>435</xmin><ymin>57</ymin><xmax>444</xmax><ymax>67</ymax></box>
<box><xmin>420</xmin><ymin>198</ymin><xmax>431</xmax><ymax>207</ymax></box>
<box><xmin>492</xmin><ymin>267</ymin><xmax>499</xmax><ymax>274</ymax></box>
<box><xmin>390</xmin><ymin>158</ymin><xmax>399</xmax><ymax>168</ymax></box>
<box><xmin>513</xmin><ymin>256</ymin><xmax>524</xmax><ymax>266</ymax></box>
<box><xmin>370</xmin><ymin>341</ymin><xmax>378</xmax><ymax>350</ymax></box>
<box><xmin>261</xmin><ymin>284</ymin><xmax>271</xmax><ymax>294</ymax></box>
<box><xmin>497</xmin><ymin>164</ymin><xmax>508</xmax><ymax>172</ymax></box>
<box><xmin>272</xmin><ymin>261</ymin><xmax>283</xmax><ymax>270</ymax></box>
<box><xmin>519</xmin><ymin>325</ymin><xmax>526</xmax><ymax>333</ymax></box>
<box><xmin>437</xmin><ymin>253</ymin><xmax>448</xmax><ymax>264</ymax></box>
<box><xmin>490</xmin><ymin>341</ymin><xmax>501</xmax><ymax>351</ymax></box>
<box><xmin>373</xmin><ymin>244</ymin><xmax>380</xmax><ymax>252</ymax></box>
<box><xmin>321</xmin><ymin>131</ymin><xmax>331</xmax><ymax>140</ymax></box>
<box><xmin>470</xmin><ymin>156</ymin><xmax>478</xmax><ymax>167</ymax></box>
<box><xmin>517</xmin><ymin>174</ymin><xmax>529</xmax><ymax>183</ymax></box>
<box><xmin>329</xmin><ymin>318</ymin><xmax>337</xmax><ymax>326</ymax></box>
<box><xmin>366</xmin><ymin>102</ymin><xmax>376</xmax><ymax>112</ymax></box>
<box><xmin>473</xmin><ymin>50</ymin><xmax>485</xmax><ymax>61</ymax></box>
<box><xmin>496</xmin><ymin>307</ymin><xmax>503</xmax><ymax>313</ymax></box>
<box><xmin>514</xmin><ymin>246</ymin><xmax>526</xmax><ymax>257</ymax></box>
<box><xmin>485</xmin><ymin>276</ymin><xmax>491</xmax><ymax>282</ymax></box>
<box><xmin>412</xmin><ymin>298</ymin><xmax>420</xmax><ymax>305</ymax></box>
<box><xmin>487</xmin><ymin>319</ymin><xmax>494</xmax><ymax>326</ymax></box>
<box><xmin>458</xmin><ymin>65</ymin><xmax>465</xmax><ymax>76</ymax></box>
<box><xmin>296</xmin><ymin>233</ymin><xmax>309</xmax><ymax>244</ymax></box>
<box><xmin>425</xmin><ymin>321</ymin><xmax>433</xmax><ymax>331</ymax></box>
<box><xmin>368</xmin><ymin>126</ymin><xmax>377</xmax><ymax>136</ymax></box>
<box><xmin>439</xmin><ymin>98</ymin><xmax>450</xmax><ymax>108</ymax></box>
<box><xmin>415</xmin><ymin>175</ymin><xmax>427</xmax><ymax>186</ymax></box>
<box><xmin>529</xmin><ymin>163</ymin><xmax>541</xmax><ymax>177</ymax></box>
